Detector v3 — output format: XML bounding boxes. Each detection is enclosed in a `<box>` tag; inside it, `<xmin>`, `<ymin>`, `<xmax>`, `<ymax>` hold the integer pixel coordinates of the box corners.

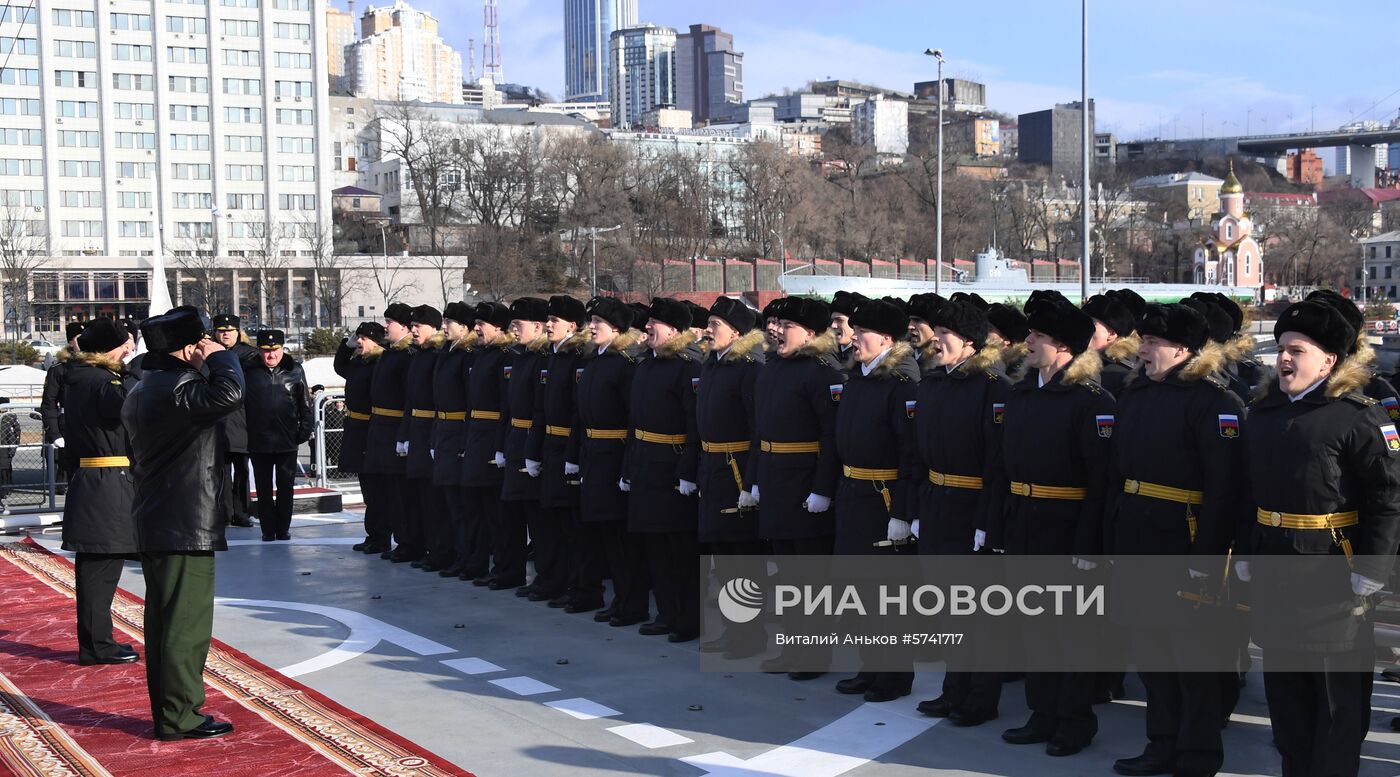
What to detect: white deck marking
<box><xmin>607</xmin><ymin>723</ymin><xmax>695</xmax><ymax>749</ymax></box>
<box><xmin>489</xmin><ymin>676</ymin><xmax>561</xmax><ymax>696</ymax></box>
<box><xmin>544</xmin><ymin>697</ymin><xmax>622</xmax><ymax>720</ymax></box>
<box><xmin>442</xmin><ymin>657</ymin><xmax>505</xmax><ymax>675</ymax></box>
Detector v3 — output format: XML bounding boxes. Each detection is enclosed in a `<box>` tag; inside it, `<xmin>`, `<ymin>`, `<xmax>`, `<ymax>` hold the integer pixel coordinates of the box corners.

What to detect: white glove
<box><xmin>910</xmin><ymin>519</ymin><xmax>920</xmax><ymax>539</ymax></box>
<box><xmin>1352</xmin><ymin>572</ymin><xmax>1385</xmax><ymax>596</ymax></box>
<box><xmin>492</xmin><ymin>451</ymin><xmax>506</xmax><ymax>468</ymax></box>
<box><xmin>1188</xmin><ymin>568</ymin><xmax>1209</xmax><ymax>580</ymax></box>
<box><xmin>751</xmin><ymin>484</ymin><xmax>759</xmax><ymax>502</ymax></box>
<box><xmin>804</xmin><ymin>493</ymin><xmax>831</xmax><ymax>513</ymax></box>
<box><xmin>564</xmin><ymin>462</ymin><xmax>580</xmax><ymax>475</ymax></box>
<box><xmin>395</xmin><ymin>441</ymin><xmax>407</xmax><ymax>456</ymax></box>
<box><xmin>677</xmin><ymin>479</ymin><xmax>697</xmax><ymax>496</ymax></box>
<box><xmin>973</xmin><ymin>529</ymin><xmax>987</xmax><ymax>552</ymax></box>
<box><xmin>737</xmin><ymin>487</ymin><xmax>759</xmax><ymax>509</ymax></box>
<box><xmin>53</xmin><ymin>437</ymin><xmax>65</xmax><ymax>449</ymax></box>
<box><xmin>618</xmin><ymin>478</ymin><xmax>631</xmax><ymax>492</ymax></box>
<box><xmin>887</xmin><ymin>518</ymin><xmax>912</xmax><ymax>542</ymax></box>
<box><xmin>525</xmin><ymin>459</ymin><xmax>541</xmax><ymax>478</ymax></box>
<box><xmin>1234</xmin><ymin>561</ymin><xmax>1251</xmax><ymax>582</ymax></box>
<box><xmin>402</xmin><ymin>440</ymin><xmax>410</xmax><ymax>455</ymax></box>
<box><xmin>1072</xmin><ymin>557</ymin><xmax>1097</xmax><ymax>572</ymax></box>
<box><xmin>430</xmin><ymin>448</ymin><xmax>435</xmax><ymax>460</ymax></box>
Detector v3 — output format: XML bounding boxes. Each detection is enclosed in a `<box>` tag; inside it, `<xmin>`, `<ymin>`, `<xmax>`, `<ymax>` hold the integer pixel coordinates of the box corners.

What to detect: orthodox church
<box><xmin>1193</xmin><ymin>162</ymin><xmax>1263</xmax><ymax>290</ymax></box>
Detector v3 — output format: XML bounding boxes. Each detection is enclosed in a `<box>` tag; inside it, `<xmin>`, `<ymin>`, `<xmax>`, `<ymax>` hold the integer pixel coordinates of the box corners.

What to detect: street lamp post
<box><xmin>574</xmin><ymin>225</ymin><xmax>622</xmax><ymax>298</ymax></box>
<box><xmin>924</xmin><ymin>48</ymin><xmax>945</xmax><ymax>294</ymax></box>
<box><xmin>1080</xmin><ymin>0</ymin><xmax>1090</xmax><ymax>301</ymax></box>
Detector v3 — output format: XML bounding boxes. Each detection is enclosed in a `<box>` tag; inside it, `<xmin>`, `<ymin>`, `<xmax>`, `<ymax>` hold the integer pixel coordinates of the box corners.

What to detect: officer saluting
<box><xmin>364</xmin><ymin>303</ymin><xmax>414</xmax><ymax>561</ymax></box>
<box><xmin>830</xmin><ymin>298</ymin><xmax>922</xmax><ymax>703</ymax></box>
<box><xmin>695</xmin><ymin>297</ymin><xmax>766</xmax><ymax>658</ymax></box>
<box><xmin>335</xmin><ymin>322</ymin><xmax>389</xmax><ymax>553</ymax></box>
<box><xmin>1105</xmin><ymin>303</ymin><xmax>1242</xmax><ymax>777</ymax></box>
<box><xmin>61</xmin><ymin>318</ymin><xmax>140</xmax><ymax>666</ymax></box>
<box><xmin>912</xmin><ymin>299</ymin><xmax>1010</xmax><ymax>726</ymax></box>
<box><xmin>994</xmin><ymin>293</ymin><xmax>1113</xmax><ymax>758</ymax></box>
<box><xmin>1237</xmin><ymin>299</ymin><xmax>1400</xmax><ymax>777</ymax></box>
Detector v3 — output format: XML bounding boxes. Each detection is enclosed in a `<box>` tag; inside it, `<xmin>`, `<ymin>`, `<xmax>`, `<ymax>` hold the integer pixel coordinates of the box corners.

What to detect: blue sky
<box><xmin>388</xmin><ymin>0</ymin><xmax>1398</xmax><ymax>144</ymax></box>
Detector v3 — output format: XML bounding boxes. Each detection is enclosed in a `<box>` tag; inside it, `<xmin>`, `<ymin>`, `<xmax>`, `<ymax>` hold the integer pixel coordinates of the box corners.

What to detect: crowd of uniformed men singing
<box><xmin>47</xmin><ymin>286</ymin><xmax>1400</xmax><ymax>775</ymax></box>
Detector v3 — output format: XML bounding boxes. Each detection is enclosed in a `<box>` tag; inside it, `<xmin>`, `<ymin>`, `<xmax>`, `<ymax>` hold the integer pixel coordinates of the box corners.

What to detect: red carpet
<box><xmin>0</xmin><ymin>539</ymin><xmax>473</xmax><ymax>776</ymax></box>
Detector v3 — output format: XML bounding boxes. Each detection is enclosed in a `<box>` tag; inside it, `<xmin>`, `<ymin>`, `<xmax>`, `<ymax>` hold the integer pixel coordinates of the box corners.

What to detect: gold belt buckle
<box><xmin>1125</xmin><ymin>479</ymin><xmax>1139</xmax><ymax>494</ymax></box>
<box><xmin>1269</xmin><ymin>511</ymin><xmax>1283</xmax><ymax>527</ymax></box>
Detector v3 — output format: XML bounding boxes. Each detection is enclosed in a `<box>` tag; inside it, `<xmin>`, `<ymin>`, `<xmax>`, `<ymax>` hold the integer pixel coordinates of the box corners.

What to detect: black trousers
<box><xmin>494</xmin><ymin>499</ymin><xmax>532</xmax><ymax>586</ymax></box>
<box><xmin>461</xmin><ymin>486</ymin><xmax>497</xmax><ymax>578</ymax></box>
<box><xmin>358</xmin><ymin>473</ymin><xmax>393</xmax><ymax>546</ymax></box>
<box><xmin>529</xmin><ymin>506</ymin><xmax>572</xmax><ymax>596</ymax></box>
<box><xmin>74</xmin><ymin>553</ymin><xmax>126</xmax><ymax>662</ymax></box>
<box><xmin>1263</xmin><ymin>646</ymin><xmax>1373</xmax><ymax>777</ymax></box>
<box><xmin>393</xmin><ymin>478</ymin><xmax>425</xmax><ymax>556</ymax></box>
<box><xmin>443</xmin><ymin>485</ymin><xmax>466</xmax><ymax>568</ymax></box>
<box><xmin>224</xmin><ymin>452</ymin><xmax>251</xmax><ymax>522</ymax></box>
<box><xmin>769</xmin><ymin>535</ymin><xmax>834</xmax><ymax>669</ymax></box>
<box><xmin>645</xmin><ymin>530</ymin><xmax>700</xmax><ymax>637</ymax></box>
<box><xmin>709</xmin><ymin>540</ymin><xmax>768</xmax><ymax>648</ymax></box>
<box><xmin>250</xmin><ymin>452</ymin><xmax>296</xmax><ymax>537</ymax></box>
<box><xmin>1132</xmin><ymin>629</ymin><xmax>1226</xmax><ymax>775</ymax></box>
<box><xmin>424</xmin><ymin>485</ymin><xmax>456</xmax><ymax>565</ymax></box>
<box><xmin>578</xmin><ymin>519</ymin><xmax>650</xmax><ymax>618</ymax></box>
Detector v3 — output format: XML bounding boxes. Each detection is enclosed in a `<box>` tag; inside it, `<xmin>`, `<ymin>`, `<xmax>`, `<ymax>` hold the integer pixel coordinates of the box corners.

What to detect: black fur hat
<box><xmin>1180</xmin><ymin>298</ymin><xmax>1234</xmax><ymax>345</ymax></box>
<box><xmin>409</xmin><ymin>304</ymin><xmax>442</xmax><ymax>329</ymax></box>
<box><xmin>778</xmin><ymin>297</ymin><xmax>831</xmax><ymax>334</ymax></box>
<box><xmin>1305</xmin><ymin>290</ymin><xmax>1363</xmax><ymax>355</ymax></box>
<box><xmin>932</xmin><ymin>300</ymin><xmax>990</xmax><ymax>350</ymax></box>
<box><xmin>1137</xmin><ymin>303</ymin><xmax>1209</xmax><ymax>352</ymax></box>
<box><xmin>547</xmin><ymin>295</ymin><xmax>587</xmax><ymax>327</ymax></box>
<box><xmin>1108</xmin><ymin>289</ymin><xmax>1148</xmax><ymax>326</ymax></box>
<box><xmin>1082</xmin><ymin>294</ymin><xmax>1137</xmax><ymax>338</ymax></box>
<box><xmin>762</xmin><ymin>297</ymin><xmax>789</xmax><ymax>324</ymax></box>
<box><xmin>384</xmin><ymin>302</ymin><xmax>414</xmax><ymax>327</ymax></box>
<box><xmin>829</xmin><ymin>290</ymin><xmax>869</xmax><ymax>318</ymax></box>
<box><xmin>354</xmin><ymin>321</ymin><xmax>386</xmax><ymax>343</ymax></box>
<box><xmin>585</xmin><ymin>296</ymin><xmax>631</xmax><ymax>332</ymax></box>
<box><xmin>1275</xmin><ymin>299</ymin><xmax>1356</xmax><ymax>360</ymax></box>
<box><xmin>473</xmin><ymin>301</ymin><xmax>513</xmax><ymax>331</ymax></box>
<box><xmin>1192</xmin><ymin>291</ymin><xmax>1244</xmax><ymax>335</ymax></box>
<box><xmin>65</xmin><ymin>321</ymin><xmax>87</xmax><ymax>342</ymax></box>
<box><xmin>443</xmin><ymin>301</ymin><xmax>475</xmax><ymax>325</ymax></box>
<box><xmin>646</xmin><ymin>297</ymin><xmax>691</xmax><ymax>332</ymax></box>
<box><xmin>508</xmin><ymin>297</ymin><xmax>549</xmax><ymax>323</ymax></box>
<box><xmin>709</xmin><ymin>296</ymin><xmax>758</xmax><ymax>333</ymax></box>
<box><xmin>949</xmin><ymin>291</ymin><xmax>989</xmax><ymax>312</ymax></box>
<box><xmin>683</xmin><ymin>300</ymin><xmax>710</xmax><ymax>330</ymax></box>
<box><xmin>627</xmin><ymin>302</ymin><xmax>651</xmax><ymax>330</ymax></box>
<box><xmin>141</xmin><ymin>308</ymin><xmax>206</xmax><ymax>353</ymax></box>
<box><xmin>1026</xmin><ymin>298</ymin><xmax>1095</xmax><ymax>355</ymax></box>
<box><xmin>1024</xmin><ymin>289</ymin><xmax>1072</xmax><ymax>317</ymax></box>
<box><xmin>987</xmin><ymin>303</ymin><xmax>1029</xmax><ymax>343</ymax></box>
<box><xmin>849</xmin><ymin>299</ymin><xmax>908</xmax><ymax>339</ymax></box>
<box><xmin>907</xmin><ymin>292</ymin><xmax>947</xmax><ymax>324</ymax></box>
<box><xmin>77</xmin><ymin>317</ymin><xmax>127</xmax><ymax>354</ymax></box>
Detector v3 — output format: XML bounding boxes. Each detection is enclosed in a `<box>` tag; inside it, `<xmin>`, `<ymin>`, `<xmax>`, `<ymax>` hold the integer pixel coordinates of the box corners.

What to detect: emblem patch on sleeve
<box><xmin>539</xmin><ymin>369</ymin><xmax>549</xmax><ymax>384</ymax></box>
<box><xmin>503</xmin><ymin>365</ymin><xmax>513</xmax><ymax>379</ymax></box>
<box><xmin>1383</xmin><ymin>396</ymin><xmax>1400</xmax><ymax>420</ymax></box>
<box><xmin>905</xmin><ymin>400</ymin><xmax>916</xmax><ymax>419</ymax></box>
<box><xmin>992</xmin><ymin>402</ymin><xmax>1005</xmax><ymax>424</ymax></box>
<box><xmin>829</xmin><ymin>384</ymin><xmax>843</xmax><ymax>402</ymax></box>
<box><xmin>1095</xmin><ymin>414</ymin><xmax>1115</xmax><ymax>439</ymax></box>
<box><xmin>575</xmin><ymin>367</ymin><xmax>585</xmax><ymax>382</ymax></box>
<box><xmin>1382</xmin><ymin>423</ymin><xmax>1400</xmax><ymax>453</ymax></box>
<box><xmin>1218</xmin><ymin>413</ymin><xmax>1240</xmax><ymax>439</ymax></box>
<box><xmin>691</xmin><ymin>376</ymin><xmax>700</xmax><ymax>393</ymax></box>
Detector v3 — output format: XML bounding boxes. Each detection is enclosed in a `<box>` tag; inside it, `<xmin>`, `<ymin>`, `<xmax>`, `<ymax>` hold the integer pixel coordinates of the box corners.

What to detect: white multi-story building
<box><xmin>608</xmin><ymin>23</ymin><xmax>676</xmax><ymax>130</ymax></box>
<box><xmin>850</xmin><ymin>94</ymin><xmax>908</xmax><ymax>156</ymax></box>
<box><xmin>345</xmin><ymin>0</ymin><xmax>461</xmax><ymax>104</ymax></box>
<box><xmin>0</xmin><ymin>0</ymin><xmax>334</xmax><ymax>333</ymax></box>
<box><xmin>563</xmin><ymin>0</ymin><xmax>637</xmax><ymax>104</ymax></box>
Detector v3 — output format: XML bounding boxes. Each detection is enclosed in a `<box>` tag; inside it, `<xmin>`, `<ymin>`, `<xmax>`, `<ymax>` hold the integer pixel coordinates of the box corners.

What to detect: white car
<box><xmin>28</xmin><ymin>340</ymin><xmax>62</xmax><ymax>358</ymax></box>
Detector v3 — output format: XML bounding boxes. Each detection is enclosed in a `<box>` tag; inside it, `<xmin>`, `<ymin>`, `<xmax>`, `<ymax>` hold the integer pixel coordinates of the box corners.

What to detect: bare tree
<box><xmin>727</xmin><ymin>141</ymin><xmax>808</xmax><ymax>259</ymax></box>
<box><xmin>170</xmin><ymin>232</ymin><xmax>229</xmax><ymax>314</ymax></box>
<box><xmin>303</xmin><ymin>213</ymin><xmax>367</xmax><ymax>327</ymax></box>
<box><xmin>1265</xmin><ymin>206</ymin><xmax>1354</xmax><ymax>288</ymax></box>
<box><xmin>235</xmin><ymin>220</ymin><xmax>294</xmax><ymax>327</ymax></box>
<box><xmin>465</xmin><ymin>226</ymin><xmax>533</xmax><ymax>301</ymax></box>
<box><xmin>546</xmin><ymin>133</ymin><xmax>634</xmax><ymax>282</ymax></box>
<box><xmin>372</xmin><ymin>101</ymin><xmax>463</xmax><ymax>256</ymax></box>
<box><xmin>0</xmin><ymin>204</ymin><xmax>51</xmax><ymax>341</ymax></box>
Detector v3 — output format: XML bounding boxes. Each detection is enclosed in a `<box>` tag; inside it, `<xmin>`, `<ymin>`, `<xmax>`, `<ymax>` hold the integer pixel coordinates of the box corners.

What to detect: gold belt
<box><xmin>371</xmin><ymin>406</ymin><xmax>403</xmax><ymax>418</ymax></box>
<box><xmin>928</xmin><ymin>470</ymin><xmax>983</xmax><ymax>490</ymax></box>
<box><xmin>436</xmin><ymin>411</ymin><xmax>466</xmax><ymax>421</ymax></box>
<box><xmin>842</xmin><ymin>465</ymin><xmax>897</xmax><ymax>513</ymax></box>
<box><xmin>470</xmin><ymin>410</ymin><xmax>501</xmax><ymax>421</ymax></box>
<box><xmin>545</xmin><ymin>425</ymin><xmax>572</xmax><ymax>437</ymax></box>
<box><xmin>635</xmin><ymin>430</ymin><xmax>687</xmax><ymax>445</ymax></box>
<box><xmin>1125</xmin><ymin>479</ymin><xmax>1204</xmax><ymax>540</ymax></box>
<box><xmin>79</xmin><ymin>456</ymin><xmax>129</xmax><ymax>468</ymax></box>
<box><xmin>347</xmin><ymin>410</ymin><xmax>371</xmax><ymax>421</ymax></box>
<box><xmin>1256</xmin><ymin>508</ymin><xmax>1358</xmax><ymax>530</ymax></box>
<box><xmin>1009</xmin><ymin>481</ymin><xmax>1087</xmax><ymax>500</ymax></box>
<box><xmin>760</xmin><ymin>440</ymin><xmax>820</xmax><ymax>454</ymax></box>
<box><xmin>586</xmin><ymin>428</ymin><xmax>628</xmax><ymax>440</ymax></box>
<box><xmin>411</xmin><ymin>409</ymin><xmax>435</xmax><ymax>419</ymax></box>
<box><xmin>511</xmin><ymin>418</ymin><xmax>533</xmax><ymax>430</ymax></box>
<box><xmin>701</xmin><ymin>440</ymin><xmax>749</xmax><ymax>454</ymax></box>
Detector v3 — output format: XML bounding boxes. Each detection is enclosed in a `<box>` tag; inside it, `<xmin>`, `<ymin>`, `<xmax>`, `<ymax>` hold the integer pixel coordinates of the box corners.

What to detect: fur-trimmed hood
<box><xmin>391</xmin><ymin>334</ymin><xmax>414</xmax><ymax>351</ymax></box>
<box><xmin>792</xmin><ymin>329</ymin><xmax>838</xmax><ymax>359</ymax></box>
<box><xmin>1123</xmin><ymin>342</ymin><xmax>1226</xmax><ymax>390</ymax></box>
<box><xmin>1105</xmin><ymin>332</ymin><xmax>1141</xmax><ymax>362</ymax></box>
<box><xmin>1000</xmin><ymin>340</ymin><xmax>1029</xmax><ymax>369</ymax></box>
<box><xmin>1252</xmin><ymin>346</ymin><xmax>1372</xmax><ymax>403</ymax></box>
<box><xmin>652</xmin><ymin>329</ymin><xmax>700</xmax><ymax>359</ymax></box>
<box><xmin>952</xmin><ymin>342</ymin><xmax>1005</xmax><ymax>377</ymax></box>
<box><xmin>71</xmin><ymin>350</ymin><xmax>125</xmax><ymax>373</ymax></box>
<box><xmin>1223</xmin><ymin>332</ymin><xmax>1256</xmax><ymax>363</ymax></box>
<box><xmin>354</xmin><ymin>347</ymin><xmax>384</xmax><ymax>364</ymax></box>
<box><xmin>416</xmin><ymin>331</ymin><xmax>448</xmax><ymax>351</ymax></box>
<box><xmin>555</xmin><ymin>329</ymin><xmax>592</xmax><ymax>356</ymax></box>
<box><xmin>717</xmin><ymin>330</ymin><xmax>766</xmax><ymax>363</ymax></box>
<box><xmin>863</xmin><ymin>342</ymin><xmax>920</xmax><ymax>381</ymax></box>
<box><xmin>605</xmin><ymin>329</ymin><xmax>643</xmax><ymax>356</ymax></box>
<box><xmin>1015</xmin><ymin>349</ymin><xmax>1103</xmax><ymax>386</ymax></box>
<box><xmin>486</xmin><ymin>331</ymin><xmax>518</xmax><ymax>351</ymax></box>
<box><xmin>524</xmin><ymin>334</ymin><xmax>550</xmax><ymax>353</ymax></box>
<box><xmin>56</xmin><ymin>347</ymin><xmax>74</xmax><ymax>363</ymax></box>
<box><xmin>448</xmin><ymin>330</ymin><xmax>479</xmax><ymax>352</ymax></box>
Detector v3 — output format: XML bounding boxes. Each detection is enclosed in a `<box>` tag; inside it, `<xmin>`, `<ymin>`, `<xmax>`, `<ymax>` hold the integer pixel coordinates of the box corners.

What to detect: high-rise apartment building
<box><xmin>608</xmin><ymin>24</ymin><xmax>676</xmax><ymax>130</ymax></box>
<box><xmin>346</xmin><ymin>0</ymin><xmax>462</xmax><ymax>103</ymax></box>
<box><xmin>563</xmin><ymin>0</ymin><xmax>638</xmax><ymax>103</ymax></box>
<box><xmin>1018</xmin><ymin>100</ymin><xmax>1096</xmax><ymax>180</ymax></box>
<box><xmin>326</xmin><ymin>3</ymin><xmax>356</xmax><ymax>92</ymax></box>
<box><xmin>675</xmin><ymin>24</ymin><xmax>742</xmax><ymax>125</ymax></box>
<box><xmin>0</xmin><ymin>0</ymin><xmax>334</xmax><ymax>331</ymax></box>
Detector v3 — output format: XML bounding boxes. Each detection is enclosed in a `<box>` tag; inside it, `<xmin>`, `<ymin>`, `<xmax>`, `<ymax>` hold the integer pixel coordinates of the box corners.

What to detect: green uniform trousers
<box><xmin>139</xmin><ymin>551</ymin><xmax>215</xmax><ymax>736</ymax></box>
